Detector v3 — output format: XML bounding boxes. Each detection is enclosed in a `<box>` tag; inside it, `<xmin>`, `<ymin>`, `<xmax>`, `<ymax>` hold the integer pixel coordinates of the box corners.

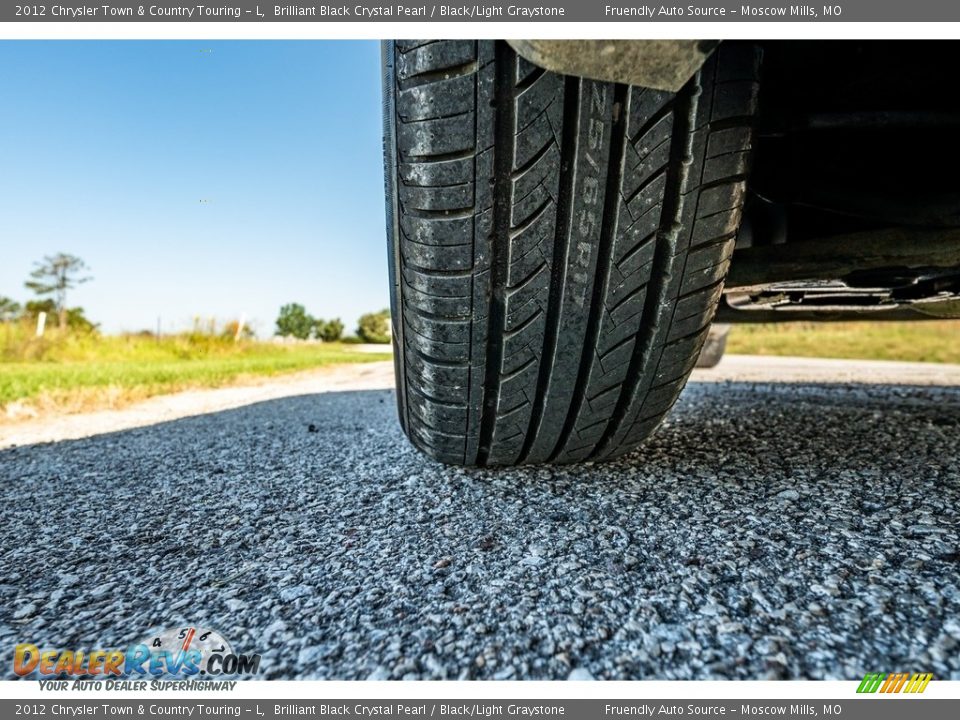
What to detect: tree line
<box><xmin>2</xmin><ymin>252</ymin><xmax>393</xmax><ymax>344</ymax></box>
<box><xmin>275</xmin><ymin>304</ymin><xmax>391</xmax><ymax>344</ymax></box>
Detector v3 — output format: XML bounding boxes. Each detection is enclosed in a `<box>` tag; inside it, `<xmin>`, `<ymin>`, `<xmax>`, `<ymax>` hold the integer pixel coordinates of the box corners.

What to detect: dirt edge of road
<box><xmin>0</xmin><ymin>361</ymin><xmax>396</xmax><ymax>449</ymax></box>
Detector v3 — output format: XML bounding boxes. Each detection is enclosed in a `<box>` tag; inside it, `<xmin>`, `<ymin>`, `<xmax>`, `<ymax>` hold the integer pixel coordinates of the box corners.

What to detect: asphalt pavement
<box><xmin>1</xmin><ymin>360</ymin><xmax>958</xmax><ymax>680</ymax></box>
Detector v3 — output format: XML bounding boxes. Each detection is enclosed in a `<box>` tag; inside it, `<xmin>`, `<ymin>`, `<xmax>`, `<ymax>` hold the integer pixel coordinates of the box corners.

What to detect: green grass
<box><xmin>3</xmin><ymin>319</ymin><xmax>956</xmax><ymax>417</ymax></box>
<box><xmin>0</xmin><ymin>327</ymin><xmax>390</xmax><ymax>414</ymax></box>
<box><xmin>727</xmin><ymin>321</ymin><xmax>960</xmax><ymax>365</ymax></box>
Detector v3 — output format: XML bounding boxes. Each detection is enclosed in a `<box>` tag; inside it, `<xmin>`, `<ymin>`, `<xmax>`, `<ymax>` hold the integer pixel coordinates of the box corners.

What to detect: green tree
<box><xmin>357</xmin><ymin>309</ymin><xmax>391</xmax><ymax>344</ymax></box>
<box><xmin>314</xmin><ymin>317</ymin><xmax>345</xmax><ymax>343</ymax></box>
<box><xmin>275</xmin><ymin>303</ymin><xmax>314</xmax><ymax>340</ymax></box>
<box><xmin>24</xmin><ymin>253</ymin><xmax>92</xmax><ymax>329</ymax></box>
<box><xmin>24</xmin><ymin>299</ymin><xmax>56</xmax><ymax>317</ymax></box>
<box><xmin>0</xmin><ymin>296</ymin><xmax>21</xmax><ymax>322</ymax></box>
<box><xmin>23</xmin><ymin>299</ymin><xmax>96</xmax><ymax>331</ymax></box>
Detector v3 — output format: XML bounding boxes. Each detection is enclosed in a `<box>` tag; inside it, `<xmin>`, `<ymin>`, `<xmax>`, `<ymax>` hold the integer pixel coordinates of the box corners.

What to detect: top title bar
<box><xmin>6</xmin><ymin>1</ymin><xmax>960</xmax><ymax>22</ymax></box>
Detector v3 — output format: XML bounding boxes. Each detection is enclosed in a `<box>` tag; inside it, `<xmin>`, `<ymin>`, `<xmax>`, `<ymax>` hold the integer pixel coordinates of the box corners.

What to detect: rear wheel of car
<box><xmin>383</xmin><ymin>40</ymin><xmax>760</xmax><ymax>466</ymax></box>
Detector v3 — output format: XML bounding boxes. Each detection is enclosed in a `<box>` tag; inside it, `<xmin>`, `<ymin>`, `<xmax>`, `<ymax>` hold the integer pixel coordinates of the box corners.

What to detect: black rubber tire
<box><xmin>383</xmin><ymin>40</ymin><xmax>760</xmax><ymax>466</ymax></box>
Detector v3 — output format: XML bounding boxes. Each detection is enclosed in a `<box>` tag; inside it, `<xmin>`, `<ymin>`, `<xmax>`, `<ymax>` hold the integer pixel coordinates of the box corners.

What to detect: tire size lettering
<box><xmin>572</xmin><ymin>83</ymin><xmax>609</xmax><ymax>305</ymax></box>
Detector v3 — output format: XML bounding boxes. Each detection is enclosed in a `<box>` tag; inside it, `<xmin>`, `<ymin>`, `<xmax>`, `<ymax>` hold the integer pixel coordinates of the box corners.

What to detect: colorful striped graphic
<box><xmin>857</xmin><ymin>672</ymin><xmax>933</xmax><ymax>694</ymax></box>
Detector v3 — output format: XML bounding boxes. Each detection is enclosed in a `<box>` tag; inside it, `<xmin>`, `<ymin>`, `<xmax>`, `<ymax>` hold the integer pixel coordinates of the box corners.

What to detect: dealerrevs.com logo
<box><xmin>13</xmin><ymin>626</ymin><xmax>261</xmax><ymax>679</ymax></box>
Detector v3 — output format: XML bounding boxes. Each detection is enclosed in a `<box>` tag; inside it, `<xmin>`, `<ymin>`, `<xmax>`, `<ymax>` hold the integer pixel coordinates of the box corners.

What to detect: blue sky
<box><xmin>0</xmin><ymin>41</ymin><xmax>389</xmax><ymax>336</ymax></box>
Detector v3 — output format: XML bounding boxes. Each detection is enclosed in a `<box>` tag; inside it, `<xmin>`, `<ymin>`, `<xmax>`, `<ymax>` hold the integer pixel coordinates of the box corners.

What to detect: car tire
<box><xmin>383</xmin><ymin>40</ymin><xmax>760</xmax><ymax>466</ymax></box>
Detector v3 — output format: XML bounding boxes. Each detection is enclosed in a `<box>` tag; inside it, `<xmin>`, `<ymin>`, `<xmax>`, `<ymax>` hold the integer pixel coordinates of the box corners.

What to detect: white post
<box><xmin>36</xmin><ymin>312</ymin><xmax>47</xmax><ymax>338</ymax></box>
<box><xmin>234</xmin><ymin>313</ymin><xmax>246</xmax><ymax>342</ymax></box>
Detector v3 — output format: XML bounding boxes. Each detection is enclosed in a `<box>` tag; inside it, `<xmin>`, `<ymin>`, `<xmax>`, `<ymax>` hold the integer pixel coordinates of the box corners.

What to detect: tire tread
<box><xmin>385</xmin><ymin>40</ymin><xmax>760</xmax><ymax>466</ymax></box>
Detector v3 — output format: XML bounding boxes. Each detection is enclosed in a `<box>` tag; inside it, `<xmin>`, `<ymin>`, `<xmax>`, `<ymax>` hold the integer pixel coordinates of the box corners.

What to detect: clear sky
<box><xmin>0</xmin><ymin>40</ymin><xmax>389</xmax><ymax>336</ymax></box>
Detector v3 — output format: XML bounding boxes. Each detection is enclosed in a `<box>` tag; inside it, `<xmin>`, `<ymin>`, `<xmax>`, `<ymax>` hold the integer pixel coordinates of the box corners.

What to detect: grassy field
<box><xmin>1</xmin><ymin>319</ymin><xmax>957</xmax><ymax>419</ymax></box>
<box><xmin>728</xmin><ymin>320</ymin><xmax>960</xmax><ymax>365</ymax></box>
<box><xmin>0</xmin><ymin>326</ymin><xmax>390</xmax><ymax>416</ymax></box>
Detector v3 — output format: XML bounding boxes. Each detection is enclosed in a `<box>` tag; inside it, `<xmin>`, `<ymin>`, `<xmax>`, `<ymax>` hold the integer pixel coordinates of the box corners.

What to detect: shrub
<box><xmin>275</xmin><ymin>303</ymin><xmax>314</xmax><ymax>340</ymax></box>
<box><xmin>64</xmin><ymin>307</ymin><xmax>98</xmax><ymax>333</ymax></box>
<box><xmin>356</xmin><ymin>309</ymin><xmax>391</xmax><ymax>344</ymax></box>
<box><xmin>314</xmin><ymin>318</ymin><xmax>344</xmax><ymax>343</ymax></box>
<box><xmin>0</xmin><ymin>296</ymin><xmax>21</xmax><ymax>322</ymax></box>
<box><xmin>21</xmin><ymin>299</ymin><xmax>97</xmax><ymax>332</ymax></box>
<box><xmin>221</xmin><ymin>319</ymin><xmax>255</xmax><ymax>341</ymax></box>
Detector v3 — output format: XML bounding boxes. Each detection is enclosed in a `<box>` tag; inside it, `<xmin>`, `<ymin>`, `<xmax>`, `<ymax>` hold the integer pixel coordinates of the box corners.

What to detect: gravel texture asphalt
<box><xmin>1</xmin><ymin>368</ymin><xmax>959</xmax><ymax>680</ymax></box>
